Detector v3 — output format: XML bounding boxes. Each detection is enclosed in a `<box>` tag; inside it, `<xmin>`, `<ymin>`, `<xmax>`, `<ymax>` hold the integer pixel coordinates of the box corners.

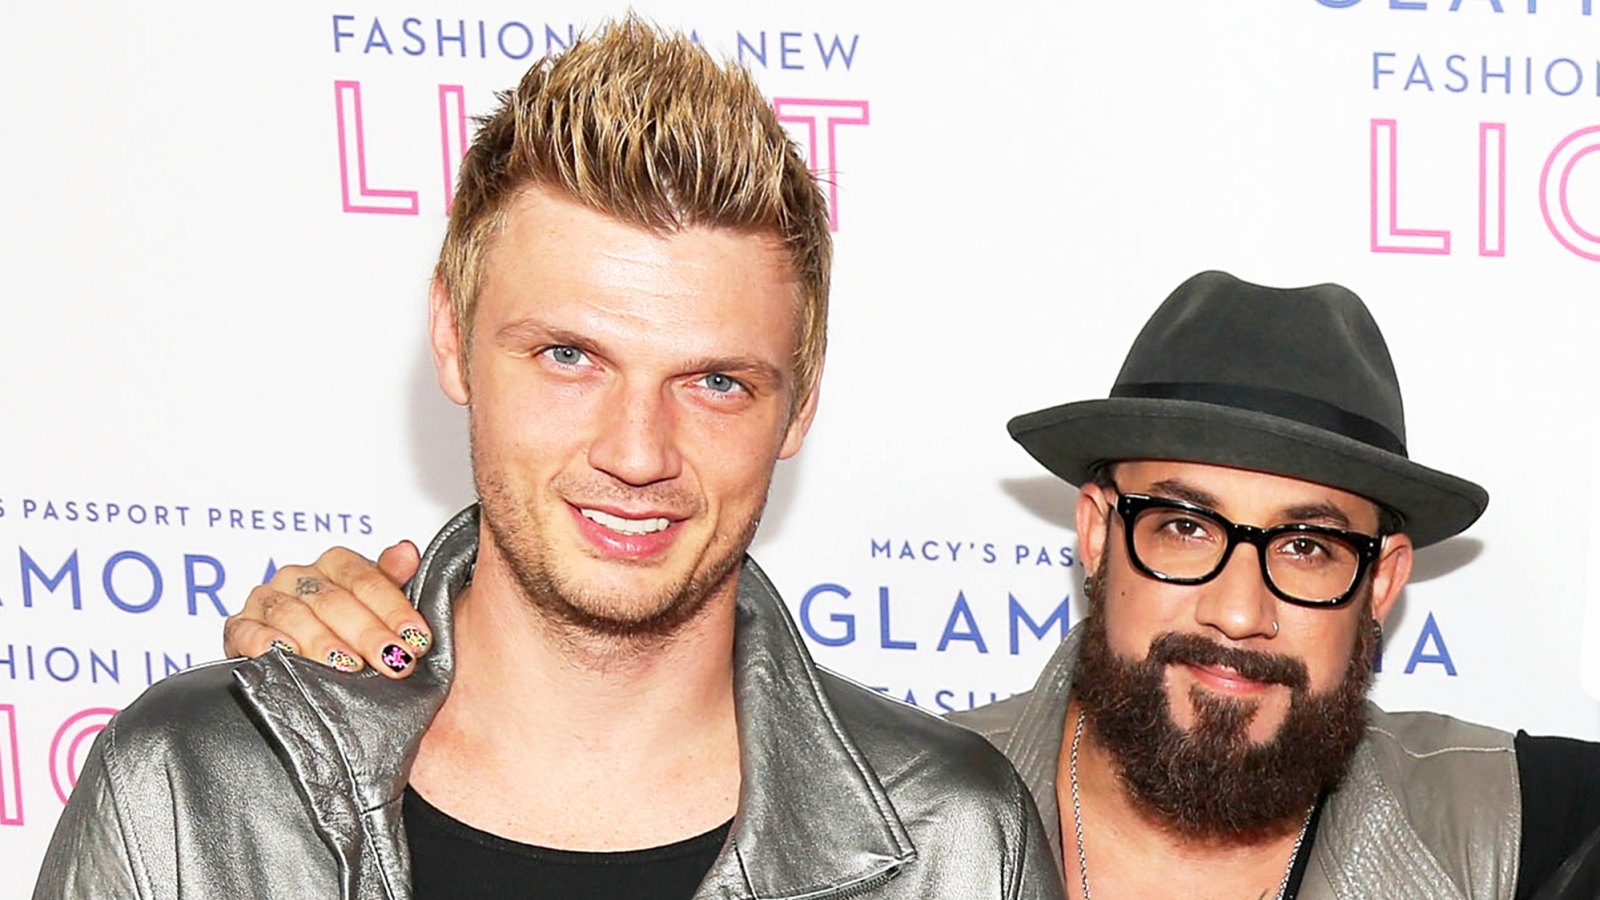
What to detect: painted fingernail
<box><xmin>399</xmin><ymin>626</ymin><xmax>431</xmax><ymax>653</ymax></box>
<box><xmin>380</xmin><ymin>643</ymin><xmax>414</xmax><ymax>673</ymax></box>
<box><xmin>326</xmin><ymin>649</ymin><xmax>361</xmax><ymax>673</ymax></box>
<box><xmin>269</xmin><ymin>639</ymin><xmax>297</xmax><ymax>655</ymax></box>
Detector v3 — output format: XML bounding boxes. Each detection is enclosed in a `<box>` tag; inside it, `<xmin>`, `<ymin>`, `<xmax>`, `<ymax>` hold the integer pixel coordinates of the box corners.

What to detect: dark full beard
<box><xmin>1074</xmin><ymin>571</ymin><xmax>1376</xmax><ymax>842</ymax></box>
<box><xmin>470</xmin><ymin>420</ymin><xmax>763</xmax><ymax>650</ymax></box>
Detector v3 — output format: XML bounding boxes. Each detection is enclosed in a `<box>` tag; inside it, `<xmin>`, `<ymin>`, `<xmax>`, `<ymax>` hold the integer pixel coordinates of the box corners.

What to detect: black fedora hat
<box><xmin>1008</xmin><ymin>271</ymin><xmax>1487</xmax><ymax>547</ymax></box>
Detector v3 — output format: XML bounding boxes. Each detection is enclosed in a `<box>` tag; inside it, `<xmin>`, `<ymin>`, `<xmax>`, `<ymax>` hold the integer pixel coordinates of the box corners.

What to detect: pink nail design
<box><xmin>380</xmin><ymin>644</ymin><xmax>413</xmax><ymax>673</ymax></box>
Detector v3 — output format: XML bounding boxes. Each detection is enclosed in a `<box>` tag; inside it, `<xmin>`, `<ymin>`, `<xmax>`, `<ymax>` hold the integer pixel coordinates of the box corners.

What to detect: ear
<box><xmin>777</xmin><ymin>363</ymin><xmax>823</xmax><ymax>460</ymax></box>
<box><xmin>1075</xmin><ymin>481</ymin><xmax>1116</xmax><ymax>579</ymax></box>
<box><xmin>430</xmin><ymin>276</ymin><xmax>470</xmax><ymax>406</ymax></box>
<box><xmin>1368</xmin><ymin>532</ymin><xmax>1414</xmax><ymax>626</ymax></box>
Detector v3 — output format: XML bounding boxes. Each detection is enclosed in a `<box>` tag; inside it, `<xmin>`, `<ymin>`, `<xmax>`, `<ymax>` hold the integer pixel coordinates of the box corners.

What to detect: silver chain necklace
<box><xmin>1067</xmin><ymin>710</ymin><xmax>1313</xmax><ymax>900</ymax></box>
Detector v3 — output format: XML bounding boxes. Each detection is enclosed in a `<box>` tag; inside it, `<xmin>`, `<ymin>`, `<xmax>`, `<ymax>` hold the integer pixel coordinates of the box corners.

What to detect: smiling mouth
<box><xmin>578</xmin><ymin>507</ymin><xmax>672</xmax><ymax>535</ymax></box>
<box><xmin>1185</xmin><ymin>663</ymin><xmax>1274</xmax><ymax>692</ymax></box>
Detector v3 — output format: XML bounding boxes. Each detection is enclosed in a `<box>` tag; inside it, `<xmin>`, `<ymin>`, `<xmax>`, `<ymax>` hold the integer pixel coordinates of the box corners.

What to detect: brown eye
<box><xmin>1163</xmin><ymin>516</ymin><xmax>1211</xmax><ymax>540</ymax></box>
<box><xmin>1286</xmin><ymin>537</ymin><xmax>1323</xmax><ymax>557</ymax></box>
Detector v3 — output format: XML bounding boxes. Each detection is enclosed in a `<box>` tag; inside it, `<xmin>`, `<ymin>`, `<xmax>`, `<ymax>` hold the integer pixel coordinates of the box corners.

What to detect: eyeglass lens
<box><xmin>1129</xmin><ymin>506</ymin><xmax>1362</xmax><ymax>603</ymax></box>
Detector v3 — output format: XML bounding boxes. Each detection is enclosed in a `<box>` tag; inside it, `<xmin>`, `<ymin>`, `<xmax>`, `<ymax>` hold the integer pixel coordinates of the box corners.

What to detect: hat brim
<box><xmin>1008</xmin><ymin>398</ymin><xmax>1488</xmax><ymax>548</ymax></box>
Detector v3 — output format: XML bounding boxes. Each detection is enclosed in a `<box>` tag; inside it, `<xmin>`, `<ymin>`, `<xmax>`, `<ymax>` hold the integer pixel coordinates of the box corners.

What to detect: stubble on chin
<box><xmin>469</xmin><ymin>432</ymin><xmax>763</xmax><ymax>654</ymax></box>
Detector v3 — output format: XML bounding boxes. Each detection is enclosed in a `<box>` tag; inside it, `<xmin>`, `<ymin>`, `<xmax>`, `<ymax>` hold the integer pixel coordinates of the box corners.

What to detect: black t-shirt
<box><xmin>1512</xmin><ymin>731</ymin><xmax>1600</xmax><ymax>899</ymax></box>
<box><xmin>1277</xmin><ymin>731</ymin><xmax>1600</xmax><ymax>899</ymax></box>
<box><xmin>404</xmin><ymin>787</ymin><xmax>731</xmax><ymax>899</ymax></box>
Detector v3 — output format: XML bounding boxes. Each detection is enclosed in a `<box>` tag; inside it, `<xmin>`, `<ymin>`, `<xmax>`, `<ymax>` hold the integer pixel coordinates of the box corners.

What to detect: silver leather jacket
<box><xmin>34</xmin><ymin>506</ymin><xmax>1065</xmax><ymax>899</ymax></box>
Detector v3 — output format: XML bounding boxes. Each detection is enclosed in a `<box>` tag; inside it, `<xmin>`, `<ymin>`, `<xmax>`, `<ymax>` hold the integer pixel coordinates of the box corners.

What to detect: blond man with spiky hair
<box><xmin>34</xmin><ymin>18</ymin><xmax>1062</xmax><ymax>900</ymax></box>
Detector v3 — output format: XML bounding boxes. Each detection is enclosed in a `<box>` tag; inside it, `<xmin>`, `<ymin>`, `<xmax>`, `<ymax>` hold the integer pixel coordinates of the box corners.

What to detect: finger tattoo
<box><xmin>295</xmin><ymin>577</ymin><xmax>323</xmax><ymax>597</ymax></box>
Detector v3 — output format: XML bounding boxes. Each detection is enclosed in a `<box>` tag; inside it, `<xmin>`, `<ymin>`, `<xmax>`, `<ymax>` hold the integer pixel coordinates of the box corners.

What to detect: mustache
<box><xmin>1147</xmin><ymin>631</ymin><xmax>1310</xmax><ymax>692</ymax></box>
<box><xmin>551</xmin><ymin>473</ymin><xmax>701</xmax><ymax>516</ymax></box>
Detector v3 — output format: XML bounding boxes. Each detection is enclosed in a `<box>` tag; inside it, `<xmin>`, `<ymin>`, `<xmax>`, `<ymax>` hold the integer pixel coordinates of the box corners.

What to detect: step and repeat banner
<box><xmin>1</xmin><ymin>0</ymin><xmax>1596</xmax><ymax>890</ymax></box>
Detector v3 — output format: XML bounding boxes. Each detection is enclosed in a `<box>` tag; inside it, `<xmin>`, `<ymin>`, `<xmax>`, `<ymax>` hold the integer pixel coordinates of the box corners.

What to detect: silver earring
<box><xmin>1082</xmin><ymin>575</ymin><xmax>1097</xmax><ymax>596</ymax></box>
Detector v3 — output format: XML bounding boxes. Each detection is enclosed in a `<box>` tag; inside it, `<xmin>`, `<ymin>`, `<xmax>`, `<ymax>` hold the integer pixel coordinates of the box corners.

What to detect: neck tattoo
<box><xmin>1068</xmin><ymin>710</ymin><xmax>1314</xmax><ymax>900</ymax></box>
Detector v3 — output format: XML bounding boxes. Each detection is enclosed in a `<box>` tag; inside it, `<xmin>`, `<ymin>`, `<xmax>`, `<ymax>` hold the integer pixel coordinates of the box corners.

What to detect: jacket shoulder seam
<box><xmin>1365</xmin><ymin>725</ymin><xmax>1515</xmax><ymax>759</ymax></box>
<box><xmin>961</xmin><ymin>722</ymin><xmax>1016</xmax><ymax>747</ymax></box>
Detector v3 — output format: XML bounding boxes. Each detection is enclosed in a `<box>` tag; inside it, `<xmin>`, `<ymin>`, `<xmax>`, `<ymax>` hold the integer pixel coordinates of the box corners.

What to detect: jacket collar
<box><xmin>231</xmin><ymin>509</ymin><xmax>471</xmax><ymax>900</ymax></box>
<box><xmin>235</xmin><ymin>505</ymin><xmax>913</xmax><ymax>900</ymax></box>
<box><xmin>707</xmin><ymin>558</ymin><xmax>915</xmax><ymax>899</ymax></box>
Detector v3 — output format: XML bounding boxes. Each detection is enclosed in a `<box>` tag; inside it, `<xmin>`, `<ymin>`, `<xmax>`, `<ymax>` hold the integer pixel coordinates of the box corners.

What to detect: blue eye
<box><xmin>701</xmin><ymin>373</ymin><xmax>742</xmax><ymax>394</ymax></box>
<box><xmin>544</xmin><ymin>346</ymin><xmax>587</xmax><ymax>365</ymax></box>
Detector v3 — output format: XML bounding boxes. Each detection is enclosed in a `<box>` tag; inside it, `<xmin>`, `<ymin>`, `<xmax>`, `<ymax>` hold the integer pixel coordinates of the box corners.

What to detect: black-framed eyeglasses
<box><xmin>1112</xmin><ymin>492</ymin><xmax>1383</xmax><ymax>608</ymax></box>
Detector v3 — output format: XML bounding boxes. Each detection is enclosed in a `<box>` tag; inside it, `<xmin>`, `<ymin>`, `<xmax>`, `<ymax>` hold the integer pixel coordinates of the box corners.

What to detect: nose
<box><xmin>586</xmin><ymin>380</ymin><xmax>683</xmax><ymax>486</ymax></box>
<box><xmin>1192</xmin><ymin>541</ymin><xmax>1278</xmax><ymax>641</ymax></box>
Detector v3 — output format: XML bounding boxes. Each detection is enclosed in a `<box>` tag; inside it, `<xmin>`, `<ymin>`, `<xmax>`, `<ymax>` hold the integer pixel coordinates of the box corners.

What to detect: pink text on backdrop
<box><xmin>335</xmin><ymin>81</ymin><xmax>420</xmax><ymax>215</ymax></box>
<box><xmin>1542</xmin><ymin>126</ymin><xmax>1600</xmax><ymax>261</ymax></box>
<box><xmin>774</xmin><ymin>98</ymin><xmax>871</xmax><ymax>231</ymax></box>
<box><xmin>336</xmin><ymin>81</ymin><xmax>870</xmax><ymax>229</ymax></box>
<box><xmin>0</xmin><ymin>705</ymin><xmax>117</xmax><ymax>825</ymax></box>
<box><xmin>1371</xmin><ymin>118</ymin><xmax>1600</xmax><ymax>260</ymax></box>
<box><xmin>49</xmin><ymin>708</ymin><xmax>115</xmax><ymax>805</ymax></box>
<box><xmin>0</xmin><ymin>704</ymin><xmax>20</xmax><ymax>825</ymax></box>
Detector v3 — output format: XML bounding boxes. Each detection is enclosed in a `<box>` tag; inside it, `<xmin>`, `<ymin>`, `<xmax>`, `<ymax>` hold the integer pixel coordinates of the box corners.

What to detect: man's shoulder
<box><xmin>1364</xmin><ymin>704</ymin><xmax>1517</xmax><ymax>753</ymax></box>
<box><xmin>1356</xmin><ymin>704</ymin><xmax>1518</xmax><ymax>811</ymax></box>
<box><xmin>98</xmin><ymin>658</ymin><xmax>274</xmax><ymax>769</ymax></box>
<box><xmin>1318</xmin><ymin>705</ymin><xmax>1521</xmax><ymax>897</ymax></box>
<box><xmin>808</xmin><ymin>670</ymin><xmax>1062</xmax><ymax>897</ymax></box>
<box><xmin>42</xmin><ymin>660</ymin><xmax>341</xmax><ymax>897</ymax></box>
<box><xmin>816</xmin><ymin>669</ymin><xmax>1028</xmax><ymax>804</ymax></box>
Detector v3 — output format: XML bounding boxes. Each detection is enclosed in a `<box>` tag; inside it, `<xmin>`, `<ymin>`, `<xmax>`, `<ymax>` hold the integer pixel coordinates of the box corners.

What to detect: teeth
<box><xmin>580</xmin><ymin>508</ymin><xmax>671</xmax><ymax>536</ymax></box>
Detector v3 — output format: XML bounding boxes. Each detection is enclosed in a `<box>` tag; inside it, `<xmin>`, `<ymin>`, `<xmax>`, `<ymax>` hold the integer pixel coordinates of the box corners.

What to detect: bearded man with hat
<box><xmin>951</xmin><ymin>270</ymin><xmax>1600</xmax><ymax>899</ymax></box>
<box><xmin>214</xmin><ymin>271</ymin><xmax>1600</xmax><ymax>898</ymax></box>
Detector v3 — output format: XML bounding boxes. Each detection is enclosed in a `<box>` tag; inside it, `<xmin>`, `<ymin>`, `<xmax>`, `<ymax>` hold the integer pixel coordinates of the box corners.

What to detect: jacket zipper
<box><xmin>827</xmin><ymin>865</ymin><xmax>902</xmax><ymax>898</ymax></box>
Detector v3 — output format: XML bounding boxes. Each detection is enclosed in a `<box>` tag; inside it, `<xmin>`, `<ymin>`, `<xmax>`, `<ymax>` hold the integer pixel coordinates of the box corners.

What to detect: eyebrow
<box><xmin>496</xmin><ymin>317</ymin><xmax>587</xmax><ymax>349</ymax></box>
<box><xmin>1142</xmin><ymin>479</ymin><xmax>1354</xmax><ymax>529</ymax></box>
<box><xmin>1277</xmin><ymin>502</ymin><xmax>1352</xmax><ymax>529</ymax></box>
<box><xmin>1144</xmin><ymin>479</ymin><xmax>1221</xmax><ymax>509</ymax></box>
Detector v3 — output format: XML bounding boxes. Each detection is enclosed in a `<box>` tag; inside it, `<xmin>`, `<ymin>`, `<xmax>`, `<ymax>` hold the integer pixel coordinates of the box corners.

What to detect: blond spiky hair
<box><xmin>438</xmin><ymin>16</ymin><xmax>832</xmax><ymax>405</ymax></box>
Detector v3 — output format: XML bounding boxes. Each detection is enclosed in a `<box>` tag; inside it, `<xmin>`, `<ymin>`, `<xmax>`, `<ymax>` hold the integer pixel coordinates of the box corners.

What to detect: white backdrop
<box><xmin>2</xmin><ymin>1</ymin><xmax>1597</xmax><ymax>892</ymax></box>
